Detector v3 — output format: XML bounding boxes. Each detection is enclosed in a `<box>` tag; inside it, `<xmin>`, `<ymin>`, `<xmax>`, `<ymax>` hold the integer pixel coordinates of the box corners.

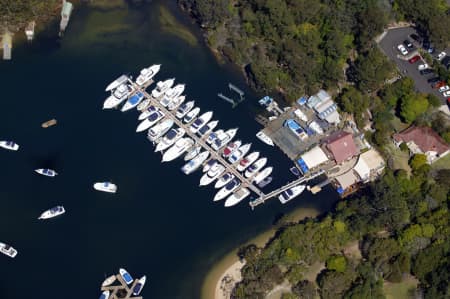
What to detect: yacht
<box><xmin>137</xmin><ymin>98</ymin><xmax>151</xmax><ymax>111</ymax></box>
<box><xmin>147</xmin><ymin>119</ymin><xmax>174</xmax><ymax>142</ymax></box>
<box><xmin>136</xmin><ymin>64</ymin><xmax>161</xmax><ymax>86</ymax></box>
<box><xmin>132</xmin><ymin>276</ymin><xmax>147</xmax><ymax>296</ymax></box>
<box><xmin>222</xmin><ymin>140</ymin><xmax>242</xmax><ymax>158</ymax></box>
<box><xmin>119</xmin><ymin>268</ymin><xmax>133</xmax><ymax>285</ymax></box>
<box><xmin>236</xmin><ymin>152</ymin><xmax>259</xmax><ymax>172</ymax></box>
<box><xmin>214</xmin><ymin>179</ymin><xmax>241</xmax><ymax>201</ymax></box>
<box><xmin>278</xmin><ymin>185</ymin><xmax>306</xmax><ymax>204</ymax></box>
<box><xmin>176</xmin><ymin>101</ymin><xmax>195</xmax><ymax>119</ymax></box>
<box><xmin>181</xmin><ymin>151</ymin><xmax>210</xmax><ymax>175</ymax></box>
<box><xmin>121</xmin><ymin>92</ymin><xmax>145</xmax><ymax>112</ymax></box>
<box><xmin>197</xmin><ymin>120</ymin><xmax>219</xmax><ymax>138</ymax></box>
<box><xmin>258</xmin><ymin>176</ymin><xmax>273</xmax><ymax>188</ymax></box>
<box><xmin>99</xmin><ymin>290</ymin><xmax>110</xmax><ymax>299</ymax></box>
<box><xmin>245</xmin><ymin>157</ymin><xmax>267</xmax><ymax>178</ymax></box>
<box><xmin>253</xmin><ymin>167</ymin><xmax>273</xmax><ymax>184</ymax></box>
<box><xmin>256</xmin><ymin>130</ymin><xmax>274</xmax><ymax>146</ymax></box>
<box><xmin>162</xmin><ymin>84</ymin><xmax>185</xmax><ymax>103</ymax></box>
<box><xmin>183</xmin><ymin>107</ymin><xmax>200</xmax><ymax>123</ymax></box>
<box><xmin>228</xmin><ymin>143</ymin><xmax>251</xmax><ymax>164</ymax></box>
<box><xmin>151</xmin><ymin>78</ymin><xmax>175</xmax><ymax>98</ymax></box>
<box><xmin>215</xmin><ymin>173</ymin><xmax>234</xmax><ymax>189</ymax></box>
<box><xmin>38</xmin><ymin>206</ymin><xmax>65</xmax><ymax>220</ymax></box>
<box><xmin>224</xmin><ymin>188</ymin><xmax>251</xmax><ymax>207</ymax></box>
<box><xmin>155</xmin><ymin>128</ymin><xmax>185</xmax><ymax>152</ymax></box>
<box><xmin>136</xmin><ymin>110</ymin><xmax>165</xmax><ymax>132</ymax></box>
<box><xmin>35</xmin><ymin>168</ymin><xmax>58</xmax><ymax>177</ymax></box>
<box><xmin>93</xmin><ymin>182</ymin><xmax>117</xmax><ymax>193</ymax></box>
<box><xmin>162</xmin><ymin>138</ymin><xmax>194</xmax><ymax>162</ymax></box>
<box><xmin>101</xmin><ymin>275</ymin><xmax>116</xmax><ymax>287</ymax></box>
<box><xmin>103</xmin><ymin>83</ymin><xmax>134</xmax><ymax>109</ymax></box>
<box><xmin>184</xmin><ymin>145</ymin><xmax>202</xmax><ymax>161</ymax></box>
<box><xmin>105</xmin><ymin>74</ymin><xmax>129</xmax><ymax>92</ymax></box>
<box><xmin>190</xmin><ymin>111</ymin><xmax>213</xmax><ymax>133</ymax></box>
<box><xmin>0</xmin><ymin>242</ymin><xmax>18</xmax><ymax>258</ymax></box>
<box><xmin>203</xmin><ymin>159</ymin><xmax>217</xmax><ymax>172</ymax></box>
<box><xmin>168</xmin><ymin>95</ymin><xmax>186</xmax><ymax>111</ymax></box>
<box><xmin>206</xmin><ymin>129</ymin><xmax>224</xmax><ymax>145</ymax></box>
<box><xmin>199</xmin><ymin>164</ymin><xmax>225</xmax><ymax>186</ymax></box>
<box><xmin>0</xmin><ymin>141</ymin><xmax>19</xmax><ymax>151</ymax></box>
<box><xmin>138</xmin><ymin>105</ymin><xmax>158</xmax><ymax>120</ymax></box>
<box><xmin>212</xmin><ymin>128</ymin><xmax>238</xmax><ymax>151</ymax></box>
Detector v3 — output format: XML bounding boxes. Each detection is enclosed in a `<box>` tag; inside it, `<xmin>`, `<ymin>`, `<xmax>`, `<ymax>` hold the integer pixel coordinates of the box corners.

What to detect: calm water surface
<box><xmin>0</xmin><ymin>1</ymin><xmax>338</xmax><ymax>298</ymax></box>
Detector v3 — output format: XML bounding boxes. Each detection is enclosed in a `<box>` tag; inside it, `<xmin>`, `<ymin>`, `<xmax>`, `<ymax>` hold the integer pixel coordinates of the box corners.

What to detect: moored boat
<box><xmin>252</xmin><ymin>167</ymin><xmax>273</xmax><ymax>184</ymax></box>
<box><xmin>38</xmin><ymin>206</ymin><xmax>65</xmax><ymax>220</ymax></box>
<box><xmin>197</xmin><ymin>120</ymin><xmax>219</xmax><ymax>138</ymax></box>
<box><xmin>105</xmin><ymin>74</ymin><xmax>129</xmax><ymax>92</ymax></box>
<box><xmin>278</xmin><ymin>185</ymin><xmax>306</xmax><ymax>204</ymax></box>
<box><xmin>168</xmin><ymin>95</ymin><xmax>186</xmax><ymax>111</ymax></box>
<box><xmin>212</xmin><ymin>128</ymin><xmax>238</xmax><ymax>151</ymax></box>
<box><xmin>137</xmin><ymin>98</ymin><xmax>151</xmax><ymax>111</ymax></box>
<box><xmin>103</xmin><ymin>83</ymin><xmax>134</xmax><ymax>109</ymax></box>
<box><xmin>0</xmin><ymin>242</ymin><xmax>18</xmax><ymax>258</ymax></box>
<box><xmin>138</xmin><ymin>105</ymin><xmax>158</xmax><ymax>120</ymax></box>
<box><xmin>155</xmin><ymin>128</ymin><xmax>185</xmax><ymax>152</ymax></box>
<box><xmin>35</xmin><ymin>168</ymin><xmax>57</xmax><ymax>177</ymax></box>
<box><xmin>245</xmin><ymin>157</ymin><xmax>267</xmax><ymax>178</ymax></box>
<box><xmin>136</xmin><ymin>64</ymin><xmax>161</xmax><ymax>86</ymax></box>
<box><xmin>161</xmin><ymin>84</ymin><xmax>185</xmax><ymax>106</ymax></box>
<box><xmin>162</xmin><ymin>138</ymin><xmax>194</xmax><ymax>162</ymax></box>
<box><xmin>199</xmin><ymin>163</ymin><xmax>225</xmax><ymax>186</ymax></box>
<box><xmin>222</xmin><ymin>140</ymin><xmax>242</xmax><ymax>158</ymax></box>
<box><xmin>101</xmin><ymin>275</ymin><xmax>116</xmax><ymax>287</ymax></box>
<box><xmin>121</xmin><ymin>92</ymin><xmax>145</xmax><ymax>112</ymax></box>
<box><xmin>119</xmin><ymin>268</ymin><xmax>133</xmax><ymax>285</ymax></box>
<box><xmin>228</xmin><ymin>143</ymin><xmax>252</xmax><ymax>164</ymax></box>
<box><xmin>93</xmin><ymin>182</ymin><xmax>117</xmax><ymax>193</ymax></box>
<box><xmin>99</xmin><ymin>290</ymin><xmax>110</xmax><ymax>299</ymax></box>
<box><xmin>184</xmin><ymin>145</ymin><xmax>202</xmax><ymax>161</ymax></box>
<box><xmin>236</xmin><ymin>152</ymin><xmax>260</xmax><ymax>172</ymax></box>
<box><xmin>214</xmin><ymin>173</ymin><xmax>234</xmax><ymax>189</ymax></box>
<box><xmin>136</xmin><ymin>110</ymin><xmax>165</xmax><ymax>132</ymax></box>
<box><xmin>176</xmin><ymin>100</ymin><xmax>195</xmax><ymax>119</ymax></box>
<box><xmin>183</xmin><ymin>107</ymin><xmax>200</xmax><ymax>123</ymax></box>
<box><xmin>147</xmin><ymin>119</ymin><xmax>174</xmax><ymax>142</ymax></box>
<box><xmin>132</xmin><ymin>275</ymin><xmax>147</xmax><ymax>296</ymax></box>
<box><xmin>206</xmin><ymin>129</ymin><xmax>224</xmax><ymax>145</ymax></box>
<box><xmin>151</xmin><ymin>78</ymin><xmax>175</xmax><ymax>98</ymax></box>
<box><xmin>41</xmin><ymin>119</ymin><xmax>57</xmax><ymax>128</ymax></box>
<box><xmin>181</xmin><ymin>151</ymin><xmax>210</xmax><ymax>175</ymax></box>
<box><xmin>256</xmin><ymin>130</ymin><xmax>274</xmax><ymax>146</ymax></box>
<box><xmin>224</xmin><ymin>187</ymin><xmax>251</xmax><ymax>207</ymax></box>
<box><xmin>214</xmin><ymin>179</ymin><xmax>241</xmax><ymax>201</ymax></box>
<box><xmin>0</xmin><ymin>141</ymin><xmax>19</xmax><ymax>151</ymax></box>
<box><xmin>190</xmin><ymin>111</ymin><xmax>213</xmax><ymax>134</ymax></box>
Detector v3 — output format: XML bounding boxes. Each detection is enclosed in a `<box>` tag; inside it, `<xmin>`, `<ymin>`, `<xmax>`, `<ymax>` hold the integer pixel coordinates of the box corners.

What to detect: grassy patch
<box><xmin>384</xmin><ymin>275</ymin><xmax>418</xmax><ymax>299</ymax></box>
<box><xmin>384</xmin><ymin>143</ymin><xmax>411</xmax><ymax>174</ymax></box>
<box><xmin>158</xmin><ymin>5</ymin><xmax>197</xmax><ymax>47</ymax></box>
<box><xmin>431</xmin><ymin>153</ymin><xmax>450</xmax><ymax>170</ymax></box>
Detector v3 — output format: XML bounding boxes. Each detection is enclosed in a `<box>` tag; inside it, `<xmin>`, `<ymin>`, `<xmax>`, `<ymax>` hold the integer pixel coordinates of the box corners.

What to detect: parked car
<box><xmin>410</xmin><ymin>33</ymin><xmax>422</xmax><ymax>44</ymax></box>
<box><xmin>443</xmin><ymin>91</ymin><xmax>450</xmax><ymax>97</ymax></box>
<box><xmin>397</xmin><ymin>44</ymin><xmax>408</xmax><ymax>56</ymax></box>
<box><xmin>409</xmin><ymin>55</ymin><xmax>421</xmax><ymax>63</ymax></box>
<box><xmin>437</xmin><ymin>51</ymin><xmax>447</xmax><ymax>60</ymax></box>
<box><xmin>439</xmin><ymin>85</ymin><xmax>450</xmax><ymax>92</ymax></box>
<box><xmin>433</xmin><ymin>81</ymin><xmax>447</xmax><ymax>89</ymax></box>
<box><xmin>420</xmin><ymin>69</ymin><xmax>434</xmax><ymax>75</ymax></box>
<box><xmin>403</xmin><ymin>39</ymin><xmax>413</xmax><ymax>49</ymax></box>
<box><xmin>423</xmin><ymin>40</ymin><xmax>434</xmax><ymax>53</ymax></box>
<box><xmin>442</xmin><ymin>56</ymin><xmax>450</xmax><ymax>70</ymax></box>
<box><xmin>418</xmin><ymin>63</ymin><xmax>429</xmax><ymax>70</ymax></box>
<box><xmin>427</xmin><ymin>77</ymin><xmax>441</xmax><ymax>83</ymax></box>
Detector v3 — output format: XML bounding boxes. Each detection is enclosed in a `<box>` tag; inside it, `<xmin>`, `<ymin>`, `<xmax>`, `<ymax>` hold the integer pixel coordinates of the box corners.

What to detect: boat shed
<box><xmin>297</xmin><ymin>146</ymin><xmax>329</xmax><ymax>173</ymax></box>
<box><xmin>353</xmin><ymin>157</ymin><xmax>370</xmax><ymax>181</ymax></box>
<box><xmin>335</xmin><ymin>171</ymin><xmax>359</xmax><ymax>191</ymax></box>
<box><xmin>324</xmin><ymin>131</ymin><xmax>358</xmax><ymax>164</ymax></box>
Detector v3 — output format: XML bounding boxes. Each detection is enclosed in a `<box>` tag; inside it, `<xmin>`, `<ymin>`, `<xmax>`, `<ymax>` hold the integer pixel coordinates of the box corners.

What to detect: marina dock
<box><xmin>101</xmin><ymin>273</ymin><xmax>143</xmax><ymax>299</ymax></box>
<box><xmin>2</xmin><ymin>32</ymin><xmax>12</xmax><ymax>60</ymax></box>
<box><xmin>59</xmin><ymin>0</ymin><xmax>73</xmax><ymax>35</ymax></box>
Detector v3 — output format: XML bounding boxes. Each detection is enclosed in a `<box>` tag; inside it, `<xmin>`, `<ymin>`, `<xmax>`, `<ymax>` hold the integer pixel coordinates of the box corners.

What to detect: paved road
<box><xmin>378</xmin><ymin>27</ymin><xmax>449</xmax><ymax>103</ymax></box>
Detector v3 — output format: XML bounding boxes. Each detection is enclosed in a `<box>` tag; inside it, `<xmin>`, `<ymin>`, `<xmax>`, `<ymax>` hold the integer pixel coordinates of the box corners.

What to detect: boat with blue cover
<box><xmin>38</xmin><ymin>206</ymin><xmax>65</xmax><ymax>220</ymax></box>
<box><xmin>35</xmin><ymin>168</ymin><xmax>58</xmax><ymax>177</ymax></box>
<box><xmin>99</xmin><ymin>290</ymin><xmax>110</xmax><ymax>299</ymax></box>
<box><xmin>121</xmin><ymin>92</ymin><xmax>145</xmax><ymax>112</ymax></box>
<box><xmin>132</xmin><ymin>275</ymin><xmax>147</xmax><ymax>296</ymax></box>
<box><xmin>93</xmin><ymin>182</ymin><xmax>117</xmax><ymax>193</ymax></box>
<box><xmin>119</xmin><ymin>268</ymin><xmax>133</xmax><ymax>285</ymax></box>
<box><xmin>0</xmin><ymin>140</ymin><xmax>19</xmax><ymax>151</ymax></box>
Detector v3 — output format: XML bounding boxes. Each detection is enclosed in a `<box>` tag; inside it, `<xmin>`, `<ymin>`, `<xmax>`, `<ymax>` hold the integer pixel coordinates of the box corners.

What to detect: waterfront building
<box><xmin>324</xmin><ymin>131</ymin><xmax>358</xmax><ymax>164</ymax></box>
<box><xmin>296</xmin><ymin>146</ymin><xmax>329</xmax><ymax>174</ymax></box>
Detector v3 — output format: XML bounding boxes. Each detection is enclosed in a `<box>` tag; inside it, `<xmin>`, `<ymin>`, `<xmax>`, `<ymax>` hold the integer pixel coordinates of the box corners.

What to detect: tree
<box><xmin>355</xmin><ymin>47</ymin><xmax>395</xmax><ymax>92</ymax></box>
<box><xmin>292</xmin><ymin>280</ymin><xmax>317</xmax><ymax>299</ymax></box>
<box><xmin>326</xmin><ymin>255</ymin><xmax>347</xmax><ymax>273</ymax></box>
<box><xmin>409</xmin><ymin>154</ymin><xmax>427</xmax><ymax>171</ymax></box>
<box><xmin>400</xmin><ymin>93</ymin><xmax>429</xmax><ymax>123</ymax></box>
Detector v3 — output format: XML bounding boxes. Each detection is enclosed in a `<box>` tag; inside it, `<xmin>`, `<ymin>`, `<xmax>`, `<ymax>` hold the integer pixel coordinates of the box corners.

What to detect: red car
<box><xmin>409</xmin><ymin>55</ymin><xmax>421</xmax><ymax>63</ymax></box>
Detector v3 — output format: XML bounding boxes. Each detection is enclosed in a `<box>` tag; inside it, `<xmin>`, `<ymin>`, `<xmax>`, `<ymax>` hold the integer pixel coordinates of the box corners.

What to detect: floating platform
<box><xmin>42</xmin><ymin>119</ymin><xmax>57</xmax><ymax>128</ymax></box>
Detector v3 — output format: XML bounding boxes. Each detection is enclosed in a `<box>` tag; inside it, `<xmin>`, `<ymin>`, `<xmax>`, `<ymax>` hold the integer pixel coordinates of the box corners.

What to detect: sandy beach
<box><xmin>202</xmin><ymin>208</ymin><xmax>321</xmax><ymax>299</ymax></box>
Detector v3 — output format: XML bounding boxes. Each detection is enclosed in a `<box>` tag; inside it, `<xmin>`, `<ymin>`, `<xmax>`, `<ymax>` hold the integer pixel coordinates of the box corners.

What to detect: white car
<box><xmin>437</xmin><ymin>52</ymin><xmax>447</xmax><ymax>60</ymax></box>
<box><xmin>417</xmin><ymin>63</ymin><xmax>429</xmax><ymax>70</ymax></box>
<box><xmin>439</xmin><ymin>85</ymin><xmax>449</xmax><ymax>93</ymax></box>
<box><xmin>397</xmin><ymin>44</ymin><xmax>408</xmax><ymax>55</ymax></box>
<box><xmin>443</xmin><ymin>90</ymin><xmax>450</xmax><ymax>97</ymax></box>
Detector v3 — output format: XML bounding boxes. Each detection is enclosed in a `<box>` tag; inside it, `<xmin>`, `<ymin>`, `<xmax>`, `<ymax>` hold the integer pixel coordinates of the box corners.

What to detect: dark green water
<box><xmin>0</xmin><ymin>1</ymin><xmax>338</xmax><ymax>298</ymax></box>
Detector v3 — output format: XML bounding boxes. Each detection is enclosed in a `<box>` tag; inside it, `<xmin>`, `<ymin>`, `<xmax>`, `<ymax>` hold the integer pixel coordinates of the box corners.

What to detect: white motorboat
<box><xmin>38</xmin><ymin>206</ymin><xmax>65</xmax><ymax>220</ymax></box>
<box><xmin>199</xmin><ymin>163</ymin><xmax>225</xmax><ymax>186</ymax></box>
<box><xmin>245</xmin><ymin>157</ymin><xmax>267</xmax><ymax>178</ymax></box>
<box><xmin>151</xmin><ymin>78</ymin><xmax>175</xmax><ymax>98</ymax></box>
<box><xmin>202</xmin><ymin>159</ymin><xmax>217</xmax><ymax>172</ymax></box>
<box><xmin>155</xmin><ymin>128</ymin><xmax>185</xmax><ymax>152</ymax></box>
<box><xmin>184</xmin><ymin>145</ymin><xmax>202</xmax><ymax>161</ymax></box>
<box><xmin>103</xmin><ymin>83</ymin><xmax>134</xmax><ymax>109</ymax></box>
<box><xmin>162</xmin><ymin>84</ymin><xmax>185</xmax><ymax>102</ymax></box>
<box><xmin>236</xmin><ymin>152</ymin><xmax>259</xmax><ymax>172</ymax></box>
<box><xmin>181</xmin><ymin>151</ymin><xmax>210</xmax><ymax>175</ymax></box>
<box><xmin>252</xmin><ymin>167</ymin><xmax>273</xmax><ymax>184</ymax></box>
<box><xmin>183</xmin><ymin>107</ymin><xmax>200</xmax><ymax>123</ymax></box>
<box><xmin>0</xmin><ymin>242</ymin><xmax>18</xmax><ymax>258</ymax></box>
<box><xmin>101</xmin><ymin>275</ymin><xmax>116</xmax><ymax>287</ymax></box>
<box><xmin>121</xmin><ymin>92</ymin><xmax>145</xmax><ymax>112</ymax></box>
<box><xmin>35</xmin><ymin>168</ymin><xmax>58</xmax><ymax>177</ymax></box>
<box><xmin>278</xmin><ymin>185</ymin><xmax>306</xmax><ymax>204</ymax></box>
<box><xmin>212</xmin><ymin>128</ymin><xmax>238</xmax><ymax>151</ymax></box>
<box><xmin>93</xmin><ymin>182</ymin><xmax>117</xmax><ymax>193</ymax></box>
<box><xmin>206</xmin><ymin>129</ymin><xmax>224</xmax><ymax>145</ymax></box>
<box><xmin>99</xmin><ymin>290</ymin><xmax>110</xmax><ymax>299</ymax></box>
<box><xmin>136</xmin><ymin>110</ymin><xmax>165</xmax><ymax>132</ymax></box>
<box><xmin>214</xmin><ymin>179</ymin><xmax>241</xmax><ymax>201</ymax></box>
<box><xmin>224</xmin><ymin>188</ymin><xmax>251</xmax><ymax>207</ymax></box>
<box><xmin>256</xmin><ymin>130</ymin><xmax>274</xmax><ymax>146</ymax></box>
<box><xmin>214</xmin><ymin>173</ymin><xmax>234</xmax><ymax>189</ymax></box>
<box><xmin>222</xmin><ymin>140</ymin><xmax>242</xmax><ymax>158</ymax></box>
<box><xmin>228</xmin><ymin>143</ymin><xmax>251</xmax><ymax>164</ymax></box>
<box><xmin>136</xmin><ymin>64</ymin><xmax>161</xmax><ymax>86</ymax></box>
<box><xmin>0</xmin><ymin>141</ymin><xmax>19</xmax><ymax>151</ymax></box>
<box><xmin>105</xmin><ymin>74</ymin><xmax>129</xmax><ymax>92</ymax></box>
<box><xmin>138</xmin><ymin>105</ymin><xmax>158</xmax><ymax>120</ymax></box>
<box><xmin>168</xmin><ymin>95</ymin><xmax>186</xmax><ymax>111</ymax></box>
<box><xmin>197</xmin><ymin>120</ymin><xmax>219</xmax><ymax>138</ymax></box>
<box><xmin>132</xmin><ymin>275</ymin><xmax>147</xmax><ymax>296</ymax></box>
<box><xmin>147</xmin><ymin>119</ymin><xmax>174</xmax><ymax>142</ymax></box>
<box><xmin>119</xmin><ymin>268</ymin><xmax>133</xmax><ymax>285</ymax></box>
<box><xmin>190</xmin><ymin>111</ymin><xmax>213</xmax><ymax>133</ymax></box>
<box><xmin>162</xmin><ymin>138</ymin><xmax>194</xmax><ymax>162</ymax></box>
<box><xmin>176</xmin><ymin>100</ymin><xmax>195</xmax><ymax>119</ymax></box>
<box><xmin>137</xmin><ymin>98</ymin><xmax>151</xmax><ymax>111</ymax></box>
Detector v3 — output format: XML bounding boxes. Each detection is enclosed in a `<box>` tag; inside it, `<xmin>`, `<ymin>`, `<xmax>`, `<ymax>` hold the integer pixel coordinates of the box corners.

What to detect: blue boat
<box><xmin>99</xmin><ymin>290</ymin><xmax>110</xmax><ymax>299</ymax></box>
<box><xmin>121</xmin><ymin>92</ymin><xmax>145</xmax><ymax>112</ymax></box>
<box><xmin>119</xmin><ymin>268</ymin><xmax>133</xmax><ymax>285</ymax></box>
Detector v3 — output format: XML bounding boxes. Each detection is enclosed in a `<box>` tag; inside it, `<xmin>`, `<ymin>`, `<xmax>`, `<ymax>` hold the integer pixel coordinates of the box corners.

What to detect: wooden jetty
<box><xmin>101</xmin><ymin>273</ymin><xmax>143</xmax><ymax>299</ymax></box>
<box><xmin>228</xmin><ymin>83</ymin><xmax>244</xmax><ymax>97</ymax></box>
<box><xmin>25</xmin><ymin>21</ymin><xmax>35</xmax><ymax>41</ymax></box>
<box><xmin>59</xmin><ymin>0</ymin><xmax>73</xmax><ymax>36</ymax></box>
<box><xmin>2</xmin><ymin>32</ymin><xmax>12</xmax><ymax>60</ymax></box>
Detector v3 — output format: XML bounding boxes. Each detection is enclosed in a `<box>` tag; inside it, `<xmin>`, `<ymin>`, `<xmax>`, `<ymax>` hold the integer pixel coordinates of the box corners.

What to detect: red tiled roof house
<box><xmin>324</xmin><ymin>131</ymin><xmax>358</xmax><ymax>164</ymax></box>
<box><xmin>393</xmin><ymin>126</ymin><xmax>450</xmax><ymax>164</ymax></box>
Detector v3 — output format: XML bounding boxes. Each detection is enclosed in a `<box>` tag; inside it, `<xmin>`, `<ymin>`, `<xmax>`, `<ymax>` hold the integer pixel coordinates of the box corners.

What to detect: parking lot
<box><xmin>378</xmin><ymin>27</ymin><xmax>449</xmax><ymax>103</ymax></box>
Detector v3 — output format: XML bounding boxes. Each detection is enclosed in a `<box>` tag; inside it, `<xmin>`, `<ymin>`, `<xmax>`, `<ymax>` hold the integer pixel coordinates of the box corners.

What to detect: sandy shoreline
<box><xmin>202</xmin><ymin>208</ymin><xmax>321</xmax><ymax>299</ymax></box>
